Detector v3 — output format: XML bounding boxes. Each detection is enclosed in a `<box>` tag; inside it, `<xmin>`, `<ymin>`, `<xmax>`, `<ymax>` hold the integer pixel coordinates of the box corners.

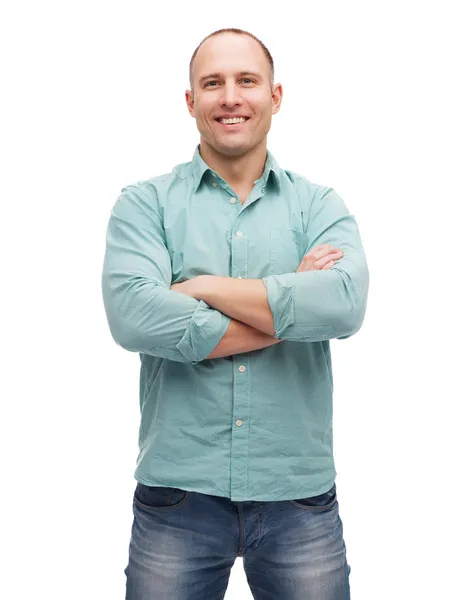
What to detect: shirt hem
<box><xmin>133</xmin><ymin>470</ymin><xmax>337</xmax><ymax>502</ymax></box>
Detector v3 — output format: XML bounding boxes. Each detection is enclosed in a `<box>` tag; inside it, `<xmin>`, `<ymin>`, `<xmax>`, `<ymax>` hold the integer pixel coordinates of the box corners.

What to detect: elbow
<box><xmin>104</xmin><ymin>311</ymin><xmax>191</xmax><ymax>363</ymax></box>
<box><xmin>335</xmin><ymin>303</ymin><xmax>367</xmax><ymax>338</ymax></box>
<box><xmin>101</xmin><ymin>282</ymin><xmax>200</xmax><ymax>364</ymax></box>
<box><xmin>104</xmin><ymin>308</ymin><xmax>142</xmax><ymax>352</ymax></box>
<box><xmin>101</xmin><ymin>278</ymin><xmax>148</xmax><ymax>353</ymax></box>
<box><xmin>332</xmin><ymin>264</ymin><xmax>369</xmax><ymax>338</ymax></box>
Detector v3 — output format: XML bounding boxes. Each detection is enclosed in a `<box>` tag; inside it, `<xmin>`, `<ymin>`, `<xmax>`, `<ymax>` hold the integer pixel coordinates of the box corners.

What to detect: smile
<box><xmin>215</xmin><ymin>117</ymin><xmax>250</xmax><ymax>128</ymax></box>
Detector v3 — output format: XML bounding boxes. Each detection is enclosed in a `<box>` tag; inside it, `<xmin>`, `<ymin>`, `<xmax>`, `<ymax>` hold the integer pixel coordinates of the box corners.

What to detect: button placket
<box><xmin>231</xmin><ymin>229</ymin><xmax>247</xmax><ymax>279</ymax></box>
<box><xmin>229</xmin><ymin>223</ymin><xmax>249</xmax><ymax>497</ymax></box>
<box><xmin>230</xmin><ymin>354</ymin><xmax>250</xmax><ymax>496</ymax></box>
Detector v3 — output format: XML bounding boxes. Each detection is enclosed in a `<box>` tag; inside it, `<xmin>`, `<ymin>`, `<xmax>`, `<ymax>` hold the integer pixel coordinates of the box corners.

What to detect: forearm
<box><xmin>207</xmin><ymin>318</ymin><xmax>281</xmax><ymax>359</ymax></box>
<box><xmin>198</xmin><ymin>276</ymin><xmax>275</xmax><ymax>336</ymax></box>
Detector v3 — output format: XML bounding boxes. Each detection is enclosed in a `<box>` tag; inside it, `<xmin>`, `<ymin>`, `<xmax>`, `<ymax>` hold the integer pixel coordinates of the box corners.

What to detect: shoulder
<box><xmin>279</xmin><ymin>169</ymin><xmax>334</xmax><ymax>221</ymax></box>
<box><xmin>121</xmin><ymin>172</ymin><xmax>175</xmax><ymax>200</ymax></box>
<box><xmin>281</xmin><ymin>169</ymin><xmax>331</xmax><ymax>199</ymax></box>
<box><xmin>118</xmin><ymin>158</ymin><xmax>193</xmax><ymax>208</ymax></box>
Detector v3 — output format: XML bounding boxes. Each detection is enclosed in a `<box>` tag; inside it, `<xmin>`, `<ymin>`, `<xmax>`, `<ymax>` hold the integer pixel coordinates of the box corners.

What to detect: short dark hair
<box><xmin>189</xmin><ymin>28</ymin><xmax>274</xmax><ymax>92</ymax></box>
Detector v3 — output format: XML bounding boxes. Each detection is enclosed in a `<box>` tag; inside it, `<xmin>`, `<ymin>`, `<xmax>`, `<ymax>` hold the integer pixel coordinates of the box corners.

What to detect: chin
<box><xmin>214</xmin><ymin>140</ymin><xmax>253</xmax><ymax>156</ymax></box>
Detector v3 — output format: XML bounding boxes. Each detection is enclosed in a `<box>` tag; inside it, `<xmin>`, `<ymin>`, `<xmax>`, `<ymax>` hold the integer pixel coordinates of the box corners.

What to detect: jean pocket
<box><xmin>133</xmin><ymin>483</ymin><xmax>189</xmax><ymax>512</ymax></box>
<box><xmin>289</xmin><ymin>483</ymin><xmax>337</xmax><ymax>511</ymax></box>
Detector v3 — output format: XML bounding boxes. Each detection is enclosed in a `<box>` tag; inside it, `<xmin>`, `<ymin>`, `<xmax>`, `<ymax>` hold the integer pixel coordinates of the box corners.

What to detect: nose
<box><xmin>219</xmin><ymin>82</ymin><xmax>243</xmax><ymax>108</ymax></box>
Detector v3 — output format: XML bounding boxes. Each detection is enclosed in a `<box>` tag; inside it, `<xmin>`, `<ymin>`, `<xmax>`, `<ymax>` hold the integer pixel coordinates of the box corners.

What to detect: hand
<box><xmin>297</xmin><ymin>244</ymin><xmax>344</xmax><ymax>273</ymax></box>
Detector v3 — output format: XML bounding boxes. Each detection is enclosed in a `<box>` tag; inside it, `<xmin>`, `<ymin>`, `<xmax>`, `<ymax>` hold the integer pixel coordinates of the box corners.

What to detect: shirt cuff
<box><xmin>262</xmin><ymin>275</ymin><xmax>295</xmax><ymax>338</ymax></box>
<box><xmin>176</xmin><ymin>300</ymin><xmax>231</xmax><ymax>364</ymax></box>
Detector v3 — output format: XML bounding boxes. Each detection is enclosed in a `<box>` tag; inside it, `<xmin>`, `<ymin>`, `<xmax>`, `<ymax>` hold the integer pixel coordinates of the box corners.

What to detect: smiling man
<box><xmin>102</xmin><ymin>28</ymin><xmax>369</xmax><ymax>600</ymax></box>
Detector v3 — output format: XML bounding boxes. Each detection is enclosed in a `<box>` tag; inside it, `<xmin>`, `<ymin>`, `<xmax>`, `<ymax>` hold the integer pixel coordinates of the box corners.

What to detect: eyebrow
<box><xmin>198</xmin><ymin>71</ymin><xmax>262</xmax><ymax>85</ymax></box>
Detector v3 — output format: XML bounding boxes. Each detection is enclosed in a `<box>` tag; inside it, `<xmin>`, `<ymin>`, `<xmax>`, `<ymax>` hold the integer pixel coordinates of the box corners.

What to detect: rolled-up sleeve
<box><xmin>101</xmin><ymin>184</ymin><xmax>231</xmax><ymax>364</ymax></box>
<box><xmin>262</xmin><ymin>186</ymin><xmax>369</xmax><ymax>342</ymax></box>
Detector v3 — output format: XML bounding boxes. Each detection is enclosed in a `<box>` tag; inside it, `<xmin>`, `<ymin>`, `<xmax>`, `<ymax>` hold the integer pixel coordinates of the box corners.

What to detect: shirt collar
<box><xmin>191</xmin><ymin>144</ymin><xmax>282</xmax><ymax>193</ymax></box>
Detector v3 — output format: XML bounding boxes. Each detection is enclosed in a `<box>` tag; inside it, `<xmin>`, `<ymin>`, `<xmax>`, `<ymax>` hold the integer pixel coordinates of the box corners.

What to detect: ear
<box><xmin>271</xmin><ymin>83</ymin><xmax>283</xmax><ymax>115</ymax></box>
<box><xmin>185</xmin><ymin>89</ymin><xmax>195</xmax><ymax>118</ymax></box>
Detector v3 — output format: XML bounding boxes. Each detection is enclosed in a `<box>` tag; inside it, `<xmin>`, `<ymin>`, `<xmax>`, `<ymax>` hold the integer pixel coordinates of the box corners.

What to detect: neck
<box><xmin>199</xmin><ymin>139</ymin><xmax>268</xmax><ymax>189</ymax></box>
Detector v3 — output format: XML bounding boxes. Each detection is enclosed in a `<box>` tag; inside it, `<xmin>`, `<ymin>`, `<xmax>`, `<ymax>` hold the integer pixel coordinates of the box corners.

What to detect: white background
<box><xmin>1</xmin><ymin>1</ymin><xmax>462</xmax><ymax>598</ymax></box>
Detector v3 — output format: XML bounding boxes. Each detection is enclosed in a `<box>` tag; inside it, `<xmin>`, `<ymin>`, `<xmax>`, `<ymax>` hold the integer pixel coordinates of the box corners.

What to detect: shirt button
<box><xmin>230</xmin><ymin>197</ymin><xmax>237</xmax><ymax>204</ymax></box>
<box><xmin>236</xmin><ymin>231</ymin><xmax>243</xmax><ymax>237</ymax></box>
<box><xmin>236</xmin><ymin>419</ymin><xmax>243</xmax><ymax>427</ymax></box>
<box><xmin>238</xmin><ymin>365</ymin><xmax>246</xmax><ymax>373</ymax></box>
<box><xmin>212</xmin><ymin>173</ymin><xmax>217</xmax><ymax>178</ymax></box>
<box><xmin>212</xmin><ymin>182</ymin><xmax>218</xmax><ymax>187</ymax></box>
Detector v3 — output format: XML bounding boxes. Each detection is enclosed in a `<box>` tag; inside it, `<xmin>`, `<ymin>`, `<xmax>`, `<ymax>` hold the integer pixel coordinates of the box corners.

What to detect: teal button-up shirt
<box><xmin>102</xmin><ymin>145</ymin><xmax>369</xmax><ymax>501</ymax></box>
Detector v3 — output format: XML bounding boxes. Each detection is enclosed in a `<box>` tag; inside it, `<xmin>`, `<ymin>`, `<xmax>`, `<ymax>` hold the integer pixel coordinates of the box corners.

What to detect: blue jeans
<box><xmin>125</xmin><ymin>482</ymin><xmax>351</xmax><ymax>599</ymax></box>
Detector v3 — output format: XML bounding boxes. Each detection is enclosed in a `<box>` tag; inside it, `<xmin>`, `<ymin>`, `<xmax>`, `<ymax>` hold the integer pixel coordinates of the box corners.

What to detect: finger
<box><xmin>315</xmin><ymin>252</ymin><xmax>343</xmax><ymax>268</ymax></box>
<box><xmin>306</xmin><ymin>244</ymin><xmax>332</xmax><ymax>257</ymax></box>
<box><xmin>307</xmin><ymin>245</ymin><xmax>341</xmax><ymax>259</ymax></box>
<box><xmin>322</xmin><ymin>260</ymin><xmax>335</xmax><ymax>270</ymax></box>
<box><xmin>313</xmin><ymin>247</ymin><xmax>334</xmax><ymax>259</ymax></box>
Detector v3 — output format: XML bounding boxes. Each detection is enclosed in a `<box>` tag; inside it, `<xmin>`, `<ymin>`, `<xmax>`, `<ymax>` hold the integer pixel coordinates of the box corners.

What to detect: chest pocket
<box><xmin>269</xmin><ymin>228</ymin><xmax>307</xmax><ymax>275</ymax></box>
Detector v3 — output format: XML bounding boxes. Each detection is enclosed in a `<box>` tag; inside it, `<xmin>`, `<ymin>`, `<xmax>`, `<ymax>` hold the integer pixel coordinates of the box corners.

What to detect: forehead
<box><xmin>194</xmin><ymin>34</ymin><xmax>268</xmax><ymax>81</ymax></box>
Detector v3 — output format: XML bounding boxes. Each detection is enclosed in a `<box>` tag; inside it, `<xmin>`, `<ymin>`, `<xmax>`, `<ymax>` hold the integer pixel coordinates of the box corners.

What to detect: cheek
<box><xmin>196</xmin><ymin>98</ymin><xmax>214</xmax><ymax>115</ymax></box>
<box><xmin>251</xmin><ymin>99</ymin><xmax>272</xmax><ymax>121</ymax></box>
<box><xmin>253</xmin><ymin>110</ymin><xmax>272</xmax><ymax>129</ymax></box>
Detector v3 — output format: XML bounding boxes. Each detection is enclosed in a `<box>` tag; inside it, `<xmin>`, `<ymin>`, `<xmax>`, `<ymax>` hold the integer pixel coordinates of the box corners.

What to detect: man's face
<box><xmin>186</xmin><ymin>33</ymin><xmax>282</xmax><ymax>157</ymax></box>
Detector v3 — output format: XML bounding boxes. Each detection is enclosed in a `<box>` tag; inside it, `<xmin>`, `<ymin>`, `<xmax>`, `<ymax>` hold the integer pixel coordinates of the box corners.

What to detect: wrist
<box><xmin>195</xmin><ymin>274</ymin><xmax>215</xmax><ymax>303</ymax></box>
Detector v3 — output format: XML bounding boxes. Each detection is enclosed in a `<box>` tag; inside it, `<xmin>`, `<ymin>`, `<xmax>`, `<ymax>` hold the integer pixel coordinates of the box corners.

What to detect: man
<box><xmin>102</xmin><ymin>27</ymin><xmax>369</xmax><ymax>600</ymax></box>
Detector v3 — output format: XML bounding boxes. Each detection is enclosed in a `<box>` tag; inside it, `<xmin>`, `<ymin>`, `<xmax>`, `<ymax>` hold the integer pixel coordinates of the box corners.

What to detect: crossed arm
<box><xmin>170</xmin><ymin>237</ymin><xmax>346</xmax><ymax>359</ymax></box>
<box><xmin>102</xmin><ymin>184</ymin><xmax>368</xmax><ymax>363</ymax></box>
<box><xmin>170</xmin><ymin>276</ymin><xmax>280</xmax><ymax>359</ymax></box>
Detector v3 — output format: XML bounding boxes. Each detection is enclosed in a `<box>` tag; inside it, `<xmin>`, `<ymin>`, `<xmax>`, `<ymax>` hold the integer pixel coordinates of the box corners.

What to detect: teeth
<box><xmin>219</xmin><ymin>117</ymin><xmax>246</xmax><ymax>124</ymax></box>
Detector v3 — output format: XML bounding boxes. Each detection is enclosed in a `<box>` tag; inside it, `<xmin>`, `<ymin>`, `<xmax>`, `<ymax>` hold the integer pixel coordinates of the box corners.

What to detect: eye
<box><xmin>205</xmin><ymin>80</ymin><xmax>219</xmax><ymax>87</ymax></box>
<box><xmin>241</xmin><ymin>78</ymin><xmax>254</xmax><ymax>84</ymax></box>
